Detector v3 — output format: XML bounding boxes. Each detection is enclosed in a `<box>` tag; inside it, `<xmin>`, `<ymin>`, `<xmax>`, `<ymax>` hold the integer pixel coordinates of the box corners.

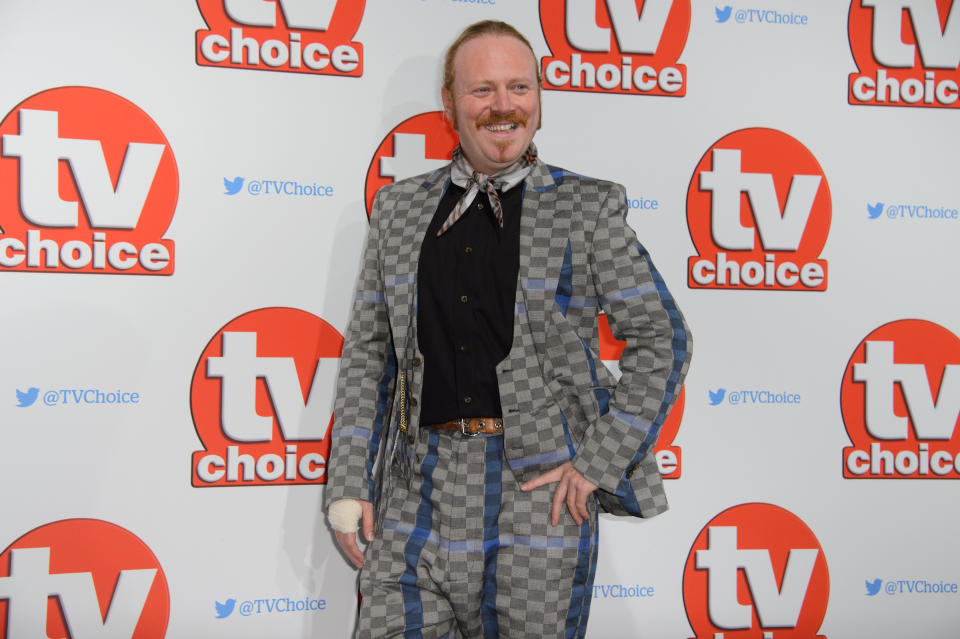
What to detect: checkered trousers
<box><xmin>357</xmin><ymin>428</ymin><xmax>599</xmax><ymax>639</ymax></box>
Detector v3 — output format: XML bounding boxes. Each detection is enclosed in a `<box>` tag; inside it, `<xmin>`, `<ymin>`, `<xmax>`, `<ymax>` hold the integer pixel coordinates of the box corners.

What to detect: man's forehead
<box><xmin>452</xmin><ymin>34</ymin><xmax>538</xmax><ymax>82</ymax></box>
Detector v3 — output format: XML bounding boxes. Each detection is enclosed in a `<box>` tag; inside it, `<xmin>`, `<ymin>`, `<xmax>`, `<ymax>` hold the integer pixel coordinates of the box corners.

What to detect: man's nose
<box><xmin>492</xmin><ymin>86</ymin><xmax>512</xmax><ymax>112</ymax></box>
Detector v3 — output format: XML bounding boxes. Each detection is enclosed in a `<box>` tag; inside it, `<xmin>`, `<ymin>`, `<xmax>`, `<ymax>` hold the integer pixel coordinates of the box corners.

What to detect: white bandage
<box><xmin>328</xmin><ymin>499</ymin><xmax>363</xmax><ymax>534</ymax></box>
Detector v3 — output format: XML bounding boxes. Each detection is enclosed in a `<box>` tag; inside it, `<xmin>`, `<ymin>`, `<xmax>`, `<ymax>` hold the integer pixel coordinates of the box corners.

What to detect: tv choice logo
<box><xmin>214</xmin><ymin>595</ymin><xmax>326</xmax><ymax>618</ymax></box>
<box><xmin>196</xmin><ymin>0</ymin><xmax>365</xmax><ymax>76</ymax></box>
<box><xmin>0</xmin><ymin>87</ymin><xmax>177</xmax><ymax>276</ymax></box>
<box><xmin>687</xmin><ymin>128</ymin><xmax>831</xmax><ymax>292</ymax></box>
<box><xmin>683</xmin><ymin>503</ymin><xmax>829</xmax><ymax>639</ymax></box>
<box><xmin>539</xmin><ymin>0</ymin><xmax>690</xmax><ymax>96</ymax></box>
<box><xmin>865</xmin><ymin>577</ymin><xmax>959</xmax><ymax>596</ymax></box>
<box><xmin>0</xmin><ymin>519</ymin><xmax>169</xmax><ymax>638</ymax></box>
<box><xmin>191</xmin><ymin>307</ymin><xmax>342</xmax><ymax>487</ymax></box>
<box><xmin>15</xmin><ymin>387</ymin><xmax>141</xmax><ymax>407</ymax></box>
<box><xmin>715</xmin><ymin>6</ymin><xmax>810</xmax><ymax>25</ymax></box>
<box><xmin>866</xmin><ymin>200</ymin><xmax>959</xmax><ymax>220</ymax></box>
<box><xmin>364</xmin><ymin>111</ymin><xmax>458</xmax><ymax>218</ymax></box>
<box><xmin>849</xmin><ymin>0</ymin><xmax>960</xmax><ymax>108</ymax></box>
<box><xmin>707</xmin><ymin>388</ymin><xmax>802</xmax><ymax>406</ymax></box>
<box><xmin>598</xmin><ymin>313</ymin><xmax>685</xmax><ymax>479</ymax></box>
<box><xmin>222</xmin><ymin>175</ymin><xmax>335</xmax><ymax>197</ymax></box>
<box><xmin>842</xmin><ymin>319</ymin><xmax>960</xmax><ymax>479</ymax></box>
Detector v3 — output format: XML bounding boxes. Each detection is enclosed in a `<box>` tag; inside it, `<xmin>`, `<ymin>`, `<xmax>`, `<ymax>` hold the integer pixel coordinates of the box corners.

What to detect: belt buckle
<box><xmin>457</xmin><ymin>418</ymin><xmax>480</xmax><ymax>437</ymax></box>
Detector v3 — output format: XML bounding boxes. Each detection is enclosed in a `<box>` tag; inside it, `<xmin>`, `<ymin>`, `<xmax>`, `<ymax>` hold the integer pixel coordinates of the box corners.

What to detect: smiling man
<box><xmin>326</xmin><ymin>20</ymin><xmax>691</xmax><ymax>639</ymax></box>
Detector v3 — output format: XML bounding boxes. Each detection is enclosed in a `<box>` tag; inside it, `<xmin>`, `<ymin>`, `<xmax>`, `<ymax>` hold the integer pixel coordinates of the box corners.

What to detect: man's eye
<box><xmin>473</xmin><ymin>87</ymin><xmax>490</xmax><ymax>95</ymax></box>
<box><xmin>512</xmin><ymin>84</ymin><xmax>529</xmax><ymax>92</ymax></box>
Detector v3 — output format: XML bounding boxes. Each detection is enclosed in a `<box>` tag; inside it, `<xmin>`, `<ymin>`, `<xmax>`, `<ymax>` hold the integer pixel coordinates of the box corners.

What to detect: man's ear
<box><xmin>441</xmin><ymin>88</ymin><xmax>454</xmax><ymax>125</ymax></box>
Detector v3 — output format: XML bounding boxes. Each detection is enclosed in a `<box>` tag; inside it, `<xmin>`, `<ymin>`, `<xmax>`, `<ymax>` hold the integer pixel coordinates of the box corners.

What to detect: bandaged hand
<box><xmin>329</xmin><ymin>499</ymin><xmax>374</xmax><ymax>569</ymax></box>
<box><xmin>328</xmin><ymin>498</ymin><xmax>363</xmax><ymax>533</ymax></box>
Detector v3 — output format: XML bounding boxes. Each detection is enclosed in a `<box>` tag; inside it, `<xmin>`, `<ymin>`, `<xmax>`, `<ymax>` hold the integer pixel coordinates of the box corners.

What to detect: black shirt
<box><xmin>416</xmin><ymin>181</ymin><xmax>524</xmax><ymax>425</ymax></box>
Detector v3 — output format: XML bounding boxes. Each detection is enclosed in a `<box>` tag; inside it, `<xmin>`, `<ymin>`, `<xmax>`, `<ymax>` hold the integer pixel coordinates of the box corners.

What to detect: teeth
<box><xmin>485</xmin><ymin>123</ymin><xmax>516</xmax><ymax>131</ymax></box>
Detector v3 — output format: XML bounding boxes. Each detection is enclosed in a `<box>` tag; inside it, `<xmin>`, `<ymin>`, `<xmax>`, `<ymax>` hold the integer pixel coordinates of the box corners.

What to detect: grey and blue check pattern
<box><xmin>356</xmin><ymin>429</ymin><xmax>598</xmax><ymax>638</ymax></box>
<box><xmin>327</xmin><ymin>158</ymin><xmax>692</xmax><ymax>519</ymax></box>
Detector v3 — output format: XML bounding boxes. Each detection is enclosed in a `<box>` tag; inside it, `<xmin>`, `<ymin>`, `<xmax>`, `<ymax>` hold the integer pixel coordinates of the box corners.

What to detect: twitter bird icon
<box><xmin>867</xmin><ymin>202</ymin><xmax>883</xmax><ymax>219</ymax></box>
<box><xmin>215</xmin><ymin>598</ymin><xmax>236</xmax><ymax>618</ymax></box>
<box><xmin>865</xmin><ymin>578</ymin><xmax>882</xmax><ymax>596</ymax></box>
<box><xmin>16</xmin><ymin>387</ymin><xmax>39</xmax><ymax>407</ymax></box>
<box><xmin>224</xmin><ymin>177</ymin><xmax>244</xmax><ymax>195</ymax></box>
<box><xmin>708</xmin><ymin>388</ymin><xmax>726</xmax><ymax>406</ymax></box>
<box><xmin>715</xmin><ymin>6</ymin><xmax>732</xmax><ymax>22</ymax></box>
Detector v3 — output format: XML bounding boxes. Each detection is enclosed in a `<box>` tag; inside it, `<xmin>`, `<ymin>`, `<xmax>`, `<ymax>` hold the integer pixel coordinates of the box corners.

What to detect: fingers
<box><xmin>361</xmin><ymin>501</ymin><xmax>375</xmax><ymax>542</ymax></box>
<box><xmin>565</xmin><ymin>479</ymin><xmax>584</xmax><ymax>526</ymax></box>
<box><xmin>561</xmin><ymin>473</ymin><xmax>591</xmax><ymax>526</ymax></box>
<box><xmin>335</xmin><ymin>530</ymin><xmax>366</xmax><ymax>569</ymax></box>
<box><xmin>335</xmin><ymin>501</ymin><xmax>374</xmax><ymax>570</ymax></box>
<box><xmin>551</xmin><ymin>473</ymin><xmax>569</xmax><ymax>526</ymax></box>
<box><xmin>520</xmin><ymin>462</ymin><xmax>597</xmax><ymax>526</ymax></box>
<box><xmin>520</xmin><ymin>465</ymin><xmax>563</xmax><ymax>491</ymax></box>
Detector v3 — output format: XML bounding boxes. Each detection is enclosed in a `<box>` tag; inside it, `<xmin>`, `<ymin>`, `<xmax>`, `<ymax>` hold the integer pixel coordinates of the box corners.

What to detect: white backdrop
<box><xmin>1</xmin><ymin>1</ymin><xmax>958</xmax><ymax>638</ymax></box>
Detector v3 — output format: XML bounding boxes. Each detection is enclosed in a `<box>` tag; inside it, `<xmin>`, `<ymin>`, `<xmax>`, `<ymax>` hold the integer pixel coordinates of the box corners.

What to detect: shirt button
<box><xmin>477</xmin><ymin>203</ymin><xmax>484</xmax><ymax>210</ymax></box>
<box><xmin>459</xmin><ymin>344</ymin><xmax>467</xmax><ymax>351</ymax></box>
<box><xmin>463</xmin><ymin>396</ymin><xmax>472</xmax><ymax>404</ymax></box>
<box><xmin>460</xmin><ymin>295</ymin><xmax>468</xmax><ymax>303</ymax></box>
<box><xmin>464</xmin><ymin>246</ymin><xmax>473</xmax><ymax>254</ymax></box>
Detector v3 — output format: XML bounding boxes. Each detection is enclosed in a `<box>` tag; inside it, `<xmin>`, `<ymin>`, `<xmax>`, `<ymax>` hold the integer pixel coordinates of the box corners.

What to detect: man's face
<box><xmin>442</xmin><ymin>34</ymin><xmax>541</xmax><ymax>175</ymax></box>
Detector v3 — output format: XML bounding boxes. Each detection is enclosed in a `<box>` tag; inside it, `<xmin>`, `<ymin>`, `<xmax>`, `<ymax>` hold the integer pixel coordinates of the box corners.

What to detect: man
<box><xmin>326</xmin><ymin>20</ymin><xmax>691</xmax><ymax>639</ymax></box>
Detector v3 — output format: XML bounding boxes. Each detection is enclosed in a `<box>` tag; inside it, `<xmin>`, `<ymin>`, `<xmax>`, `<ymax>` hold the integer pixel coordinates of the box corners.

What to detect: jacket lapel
<box><xmin>383</xmin><ymin>168</ymin><xmax>448</xmax><ymax>363</ymax></box>
<box><xmin>517</xmin><ymin>160</ymin><xmax>571</xmax><ymax>345</ymax></box>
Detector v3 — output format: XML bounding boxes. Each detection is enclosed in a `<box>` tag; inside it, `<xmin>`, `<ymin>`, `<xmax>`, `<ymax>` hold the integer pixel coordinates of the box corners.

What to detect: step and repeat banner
<box><xmin>1</xmin><ymin>1</ymin><xmax>958</xmax><ymax>637</ymax></box>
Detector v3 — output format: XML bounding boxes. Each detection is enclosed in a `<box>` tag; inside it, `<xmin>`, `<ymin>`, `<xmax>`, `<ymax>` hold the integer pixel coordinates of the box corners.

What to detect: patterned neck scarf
<box><xmin>436</xmin><ymin>143</ymin><xmax>537</xmax><ymax>236</ymax></box>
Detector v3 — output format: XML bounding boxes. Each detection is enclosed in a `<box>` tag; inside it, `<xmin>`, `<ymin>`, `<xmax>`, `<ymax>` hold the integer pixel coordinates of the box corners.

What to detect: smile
<box><xmin>483</xmin><ymin>122</ymin><xmax>518</xmax><ymax>132</ymax></box>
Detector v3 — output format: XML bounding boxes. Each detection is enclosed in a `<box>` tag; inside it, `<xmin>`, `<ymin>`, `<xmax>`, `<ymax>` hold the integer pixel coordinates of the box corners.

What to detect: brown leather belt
<box><xmin>425</xmin><ymin>417</ymin><xmax>503</xmax><ymax>437</ymax></box>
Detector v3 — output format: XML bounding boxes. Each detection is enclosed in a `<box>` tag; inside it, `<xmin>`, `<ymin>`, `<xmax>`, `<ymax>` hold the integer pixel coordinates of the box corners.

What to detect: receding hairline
<box><xmin>442</xmin><ymin>20</ymin><xmax>540</xmax><ymax>93</ymax></box>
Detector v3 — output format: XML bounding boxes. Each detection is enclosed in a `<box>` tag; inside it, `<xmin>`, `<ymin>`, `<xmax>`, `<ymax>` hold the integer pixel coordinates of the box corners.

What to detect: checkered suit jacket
<box><xmin>326</xmin><ymin>158</ymin><xmax>691</xmax><ymax>521</ymax></box>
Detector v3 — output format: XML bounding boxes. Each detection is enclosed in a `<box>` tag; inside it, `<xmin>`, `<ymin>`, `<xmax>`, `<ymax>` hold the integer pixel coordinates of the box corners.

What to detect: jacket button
<box><xmin>409</xmin><ymin>397</ymin><xmax>418</xmax><ymax>407</ymax></box>
<box><xmin>407</xmin><ymin>435</ymin><xmax>415</xmax><ymax>445</ymax></box>
<box><xmin>625</xmin><ymin>462</ymin><xmax>639</xmax><ymax>479</ymax></box>
<box><xmin>411</xmin><ymin>358</ymin><xmax>421</xmax><ymax>367</ymax></box>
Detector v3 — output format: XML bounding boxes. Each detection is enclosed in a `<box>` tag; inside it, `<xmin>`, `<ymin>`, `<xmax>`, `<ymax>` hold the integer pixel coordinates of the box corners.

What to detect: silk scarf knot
<box><xmin>437</xmin><ymin>144</ymin><xmax>537</xmax><ymax>236</ymax></box>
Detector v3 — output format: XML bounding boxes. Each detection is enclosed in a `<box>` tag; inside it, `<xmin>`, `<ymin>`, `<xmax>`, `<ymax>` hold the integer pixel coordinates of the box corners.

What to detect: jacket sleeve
<box><xmin>571</xmin><ymin>183</ymin><xmax>692</xmax><ymax>493</ymax></box>
<box><xmin>325</xmin><ymin>189</ymin><xmax>397</xmax><ymax>507</ymax></box>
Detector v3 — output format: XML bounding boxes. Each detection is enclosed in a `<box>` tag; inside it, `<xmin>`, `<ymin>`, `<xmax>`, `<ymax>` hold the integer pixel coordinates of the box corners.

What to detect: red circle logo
<box><xmin>0</xmin><ymin>519</ymin><xmax>169</xmax><ymax>638</ymax></box>
<box><xmin>683</xmin><ymin>503</ymin><xmax>829</xmax><ymax>638</ymax></box>
<box><xmin>539</xmin><ymin>0</ymin><xmax>690</xmax><ymax>96</ymax></box>
<box><xmin>0</xmin><ymin>86</ymin><xmax>177</xmax><ymax>275</ymax></box>
<box><xmin>686</xmin><ymin>128</ymin><xmax>831</xmax><ymax>291</ymax></box>
<box><xmin>848</xmin><ymin>0</ymin><xmax>960</xmax><ymax>108</ymax></box>
<box><xmin>841</xmin><ymin>319</ymin><xmax>960</xmax><ymax>479</ymax></box>
<box><xmin>190</xmin><ymin>307</ymin><xmax>343</xmax><ymax>486</ymax></box>
<box><xmin>195</xmin><ymin>0</ymin><xmax>366</xmax><ymax>76</ymax></box>
<box><xmin>364</xmin><ymin>111</ymin><xmax>458</xmax><ymax>218</ymax></box>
